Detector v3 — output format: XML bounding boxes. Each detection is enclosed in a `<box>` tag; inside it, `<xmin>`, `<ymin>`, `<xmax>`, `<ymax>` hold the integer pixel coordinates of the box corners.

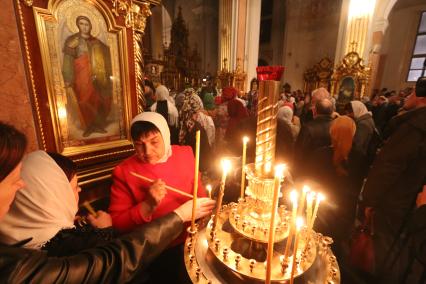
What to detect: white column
<box><xmin>245</xmin><ymin>0</ymin><xmax>261</xmax><ymax>88</ymax></box>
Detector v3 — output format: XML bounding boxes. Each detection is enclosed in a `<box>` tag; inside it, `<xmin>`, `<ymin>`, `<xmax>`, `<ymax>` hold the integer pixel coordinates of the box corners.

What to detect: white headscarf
<box><xmin>131</xmin><ymin>112</ymin><xmax>172</xmax><ymax>163</ymax></box>
<box><xmin>277</xmin><ymin>105</ymin><xmax>293</xmax><ymax>124</ymax></box>
<box><xmin>0</xmin><ymin>151</ymin><xmax>77</xmax><ymax>249</ymax></box>
<box><xmin>155</xmin><ymin>85</ymin><xmax>175</xmax><ymax>104</ymax></box>
<box><xmin>350</xmin><ymin>100</ymin><xmax>372</xmax><ymax>119</ymax></box>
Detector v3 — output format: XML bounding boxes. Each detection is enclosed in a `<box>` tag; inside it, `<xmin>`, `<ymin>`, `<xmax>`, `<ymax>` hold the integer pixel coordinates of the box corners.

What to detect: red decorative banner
<box><xmin>256</xmin><ymin>66</ymin><xmax>285</xmax><ymax>81</ymax></box>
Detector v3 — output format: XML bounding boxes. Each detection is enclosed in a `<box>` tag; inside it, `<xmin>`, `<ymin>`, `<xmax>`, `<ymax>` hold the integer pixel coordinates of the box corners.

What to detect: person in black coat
<box><xmin>294</xmin><ymin>98</ymin><xmax>334</xmax><ymax>176</ymax></box>
<box><xmin>362</xmin><ymin>78</ymin><xmax>426</xmax><ymax>283</ymax></box>
<box><xmin>0</xmin><ymin>122</ymin><xmax>215</xmax><ymax>283</ymax></box>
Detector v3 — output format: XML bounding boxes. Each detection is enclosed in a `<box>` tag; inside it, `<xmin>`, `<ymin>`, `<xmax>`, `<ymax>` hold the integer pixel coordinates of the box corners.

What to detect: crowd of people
<box><xmin>0</xmin><ymin>76</ymin><xmax>424</xmax><ymax>283</ymax></box>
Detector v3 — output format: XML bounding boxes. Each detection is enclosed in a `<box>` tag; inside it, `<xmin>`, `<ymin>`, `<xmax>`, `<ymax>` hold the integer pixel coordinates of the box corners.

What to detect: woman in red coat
<box><xmin>109</xmin><ymin>112</ymin><xmax>212</xmax><ymax>282</ymax></box>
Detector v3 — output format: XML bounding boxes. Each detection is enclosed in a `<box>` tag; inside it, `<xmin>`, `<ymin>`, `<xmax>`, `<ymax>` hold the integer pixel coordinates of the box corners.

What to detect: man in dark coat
<box><xmin>294</xmin><ymin>98</ymin><xmax>334</xmax><ymax>176</ymax></box>
<box><xmin>361</xmin><ymin>77</ymin><xmax>426</xmax><ymax>283</ymax></box>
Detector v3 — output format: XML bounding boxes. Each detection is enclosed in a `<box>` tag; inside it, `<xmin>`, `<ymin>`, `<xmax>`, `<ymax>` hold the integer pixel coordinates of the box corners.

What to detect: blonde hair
<box><xmin>329</xmin><ymin>116</ymin><xmax>356</xmax><ymax>176</ymax></box>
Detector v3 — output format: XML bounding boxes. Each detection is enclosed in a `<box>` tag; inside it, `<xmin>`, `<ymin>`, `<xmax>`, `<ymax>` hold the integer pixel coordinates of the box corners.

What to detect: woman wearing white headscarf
<box><xmin>277</xmin><ymin>105</ymin><xmax>301</xmax><ymax>141</ymax></box>
<box><xmin>347</xmin><ymin>100</ymin><xmax>377</xmax><ymax>159</ymax></box>
<box><xmin>150</xmin><ymin>85</ymin><xmax>179</xmax><ymax>144</ymax></box>
<box><xmin>109</xmin><ymin>112</ymin><xmax>213</xmax><ymax>235</ymax></box>
<box><xmin>108</xmin><ymin>112</ymin><xmax>215</xmax><ymax>283</ymax></box>
<box><xmin>0</xmin><ymin>150</ymin><xmax>112</xmax><ymax>255</ymax></box>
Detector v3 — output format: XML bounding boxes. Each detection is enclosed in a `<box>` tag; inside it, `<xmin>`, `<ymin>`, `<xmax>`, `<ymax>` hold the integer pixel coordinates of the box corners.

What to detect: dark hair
<box><xmin>156</xmin><ymin>100</ymin><xmax>169</xmax><ymax>123</ymax></box>
<box><xmin>250</xmin><ymin>78</ymin><xmax>258</xmax><ymax>91</ymax></box>
<box><xmin>0</xmin><ymin>122</ymin><xmax>27</xmax><ymax>181</ymax></box>
<box><xmin>344</xmin><ymin>102</ymin><xmax>353</xmax><ymax>114</ymax></box>
<box><xmin>315</xmin><ymin>99</ymin><xmax>333</xmax><ymax>116</ymax></box>
<box><xmin>47</xmin><ymin>152</ymin><xmax>77</xmax><ymax>181</ymax></box>
<box><xmin>144</xmin><ymin>79</ymin><xmax>155</xmax><ymax>93</ymax></box>
<box><xmin>416</xmin><ymin>77</ymin><xmax>426</xmax><ymax>97</ymax></box>
<box><xmin>131</xmin><ymin>121</ymin><xmax>160</xmax><ymax>141</ymax></box>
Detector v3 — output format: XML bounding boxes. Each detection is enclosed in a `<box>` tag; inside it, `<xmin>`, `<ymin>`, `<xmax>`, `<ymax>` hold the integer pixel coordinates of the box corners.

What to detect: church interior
<box><xmin>0</xmin><ymin>0</ymin><xmax>425</xmax><ymax>283</ymax></box>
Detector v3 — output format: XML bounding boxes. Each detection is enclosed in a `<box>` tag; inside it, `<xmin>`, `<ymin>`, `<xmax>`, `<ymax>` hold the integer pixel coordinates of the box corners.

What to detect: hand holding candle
<box><xmin>240</xmin><ymin>136</ymin><xmax>249</xmax><ymax>199</ymax></box>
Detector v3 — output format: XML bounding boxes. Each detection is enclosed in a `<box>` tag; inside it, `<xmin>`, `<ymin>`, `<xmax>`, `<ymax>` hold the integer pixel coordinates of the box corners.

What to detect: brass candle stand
<box><xmin>184</xmin><ymin>68</ymin><xmax>340</xmax><ymax>283</ymax></box>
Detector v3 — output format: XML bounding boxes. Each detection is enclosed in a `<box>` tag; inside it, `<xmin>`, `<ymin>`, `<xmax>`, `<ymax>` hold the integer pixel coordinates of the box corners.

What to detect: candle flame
<box><xmin>296</xmin><ymin>217</ymin><xmax>304</xmax><ymax>230</ymax></box>
<box><xmin>243</xmin><ymin>136</ymin><xmax>249</xmax><ymax>144</ymax></box>
<box><xmin>302</xmin><ymin>185</ymin><xmax>310</xmax><ymax>193</ymax></box>
<box><xmin>206</xmin><ymin>184</ymin><xmax>212</xmax><ymax>192</ymax></box>
<box><xmin>290</xmin><ymin>190</ymin><xmax>298</xmax><ymax>203</ymax></box>
<box><xmin>264</xmin><ymin>162</ymin><xmax>272</xmax><ymax>173</ymax></box>
<box><xmin>307</xmin><ymin>191</ymin><xmax>316</xmax><ymax>201</ymax></box>
<box><xmin>221</xmin><ymin>158</ymin><xmax>232</xmax><ymax>174</ymax></box>
<box><xmin>318</xmin><ymin>193</ymin><xmax>325</xmax><ymax>201</ymax></box>
<box><xmin>274</xmin><ymin>164</ymin><xmax>286</xmax><ymax>178</ymax></box>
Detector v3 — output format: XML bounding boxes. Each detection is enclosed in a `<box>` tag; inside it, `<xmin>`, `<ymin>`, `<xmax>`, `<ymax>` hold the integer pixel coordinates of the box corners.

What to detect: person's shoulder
<box><xmin>115</xmin><ymin>155</ymin><xmax>138</xmax><ymax>170</ymax></box>
<box><xmin>171</xmin><ymin>145</ymin><xmax>194</xmax><ymax>158</ymax></box>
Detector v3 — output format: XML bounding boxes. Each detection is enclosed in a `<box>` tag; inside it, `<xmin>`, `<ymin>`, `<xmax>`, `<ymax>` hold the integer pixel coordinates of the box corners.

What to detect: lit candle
<box><xmin>264</xmin><ymin>161</ymin><xmax>272</xmax><ymax>174</ymax></box>
<box><xmin>213</xmin><ymin>158</ymin><xmax>231</xmax><ymax>230</ymax></box>
<box><xmin>206</xmin><ymin>184</ymin><xmax>212</xmax><ymax>199</ymax></box>
<box><xmin>265</xmin><ymin>164</ymin><xmax>285</xmax><ymax>284</ymax></box>
<box><xmin>297</xmin><ymin>185</ymin><xmax>310</xmax><ymax>218</ymax></box>
<box><xmin>290</xmin><ymin>217</ymin><xmax>304</xmax><ymax>284</ymax></box>
<box><xmin>240</xmin><ymin>136</ymin><xmax>249</xmax><ymax>199</ymax></box>
<box><xmin>306</xmin><ymin>192</ymin><xmax>315</xmax><ymax>229</ymax></box>
<box><xmin>191</xmin><ymin>130</ymin><xmax>201</xmax><ymax>232</ymax></box>
<box><xmin>284</xmin><ymin>190</ymin><xmax>298</xmax><ymax>261</ymax></box>
<box><xmin>309</xmin><ymin>193</ymin><xmax>325</xmax><ymax>230</ymax></box>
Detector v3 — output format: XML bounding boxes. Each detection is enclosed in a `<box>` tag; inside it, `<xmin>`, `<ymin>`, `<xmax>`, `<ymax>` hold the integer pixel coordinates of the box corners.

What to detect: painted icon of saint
<box><xmin>62</xmin><ymin>16</ymin><xmax>112</xmax><ymax>137</ymax></box>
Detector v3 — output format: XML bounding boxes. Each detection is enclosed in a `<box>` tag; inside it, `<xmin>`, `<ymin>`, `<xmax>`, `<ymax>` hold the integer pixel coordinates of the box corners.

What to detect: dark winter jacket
<box><xmin>0</xmin><ymin>213</ymin><xmax>182</xmax><ymax>283</ymax></box>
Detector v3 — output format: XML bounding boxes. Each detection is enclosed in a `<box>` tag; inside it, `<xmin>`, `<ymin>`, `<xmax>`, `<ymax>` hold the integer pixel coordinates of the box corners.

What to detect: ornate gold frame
<box><xmin>303</xmin><ymin>57</ymin><xmax>334</xmax><ymax>95</ymax></box>
<box><xmin>16</xmin><ymin>0</ymin><xmax>155</xmax><ymax>186</ymax></box>
<box><xmin>330</xmin><ymin>52</ymin><xmax>370</xmax><ymax>110</ymax></box>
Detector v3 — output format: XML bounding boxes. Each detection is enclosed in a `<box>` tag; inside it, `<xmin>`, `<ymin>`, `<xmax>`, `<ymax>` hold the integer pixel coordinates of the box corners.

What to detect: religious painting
<box><xmin>337</xmin><ymin>76</ymin><xmax>355</xmax><ymax>105</ymax></box>
<box><xmin>33</xmin><ymin>0</ymin><xmax>133</xmax><ymax>156</ymax></box>
<box><xmin>330</xmin><ymin>52</ymin><xmax>370</xmax><ymax>114</ymax></box>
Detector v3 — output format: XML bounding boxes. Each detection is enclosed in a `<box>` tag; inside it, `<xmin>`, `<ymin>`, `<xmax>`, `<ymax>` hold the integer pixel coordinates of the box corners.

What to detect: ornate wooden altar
<box><xmin>330</xmin><ymin>52</ymin><xmax>370</xmax><ymax>113</ymax></box>
<box><xmin>216</xmin><ymin>58</ymin><xmax>247</xmax><ymax>95</ymax></box>
<box><xmin>303</xmin><ymin>57</ymin><xmax>334</xmax><ymax>95</ymax></box>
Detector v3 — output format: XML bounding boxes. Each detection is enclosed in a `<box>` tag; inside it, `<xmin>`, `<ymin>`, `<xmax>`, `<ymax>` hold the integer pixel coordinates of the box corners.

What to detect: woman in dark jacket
<box><xmin>0</xmin><ymin>122</ymin><xmax>214</xmax><ymax>283</ymax></box>
<box><xmin>345</xmin><ymin>101</ymin><xmax>378</xmax><ymax>165</ymax></box>
<box><xmin>300</xmin><ymin>116</ymin><xmax>367</xmax><ymax>253</ymax></box>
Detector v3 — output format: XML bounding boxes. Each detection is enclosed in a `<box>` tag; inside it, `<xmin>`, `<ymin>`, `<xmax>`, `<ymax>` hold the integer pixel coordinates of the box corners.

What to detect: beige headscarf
<box><xmin>350</xmin><ymin>100</ymin><xmax>371</xmax><ymax>119</ymax></box>
<box><xmin>131</xmin><ymin>112</ymin><xmax>172</xmax><ymax>163</ymax></box>
<box><xmin>0</xmin><ymin>151</ymin><xmax>77</xmax><ymax>249</ymax></box>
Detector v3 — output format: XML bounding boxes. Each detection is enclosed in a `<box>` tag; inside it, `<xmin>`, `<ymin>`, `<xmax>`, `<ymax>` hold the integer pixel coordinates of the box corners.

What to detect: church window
<box><xmin>407</xmin><ymin>11</ymin><xmax>426</xmax><ymax>82</ymax></box>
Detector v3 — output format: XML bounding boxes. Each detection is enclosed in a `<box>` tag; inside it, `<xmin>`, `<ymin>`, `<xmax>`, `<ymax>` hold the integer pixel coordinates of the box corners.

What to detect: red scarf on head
<box><xmin>222</xmin><ymin>86</ymin><xmax>238</xmax><ymax>102</ymax></box>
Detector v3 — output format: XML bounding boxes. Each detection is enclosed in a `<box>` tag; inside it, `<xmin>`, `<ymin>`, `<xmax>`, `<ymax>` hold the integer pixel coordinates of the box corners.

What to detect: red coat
<box><xmin>109</xmin><ymin>145</ymin><xmax>206</xmax><ymax>244</ymax></box>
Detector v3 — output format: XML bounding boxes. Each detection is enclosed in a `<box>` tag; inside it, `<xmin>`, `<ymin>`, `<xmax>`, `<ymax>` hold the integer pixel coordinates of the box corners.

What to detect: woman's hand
<box><xmin>139</xmin><ymin>179</ymin><xmax>167</xmax><ymax>220</ymax></box>
<box><xmin>87</xmin><ymin>210</ymin><xmax>112</xmax><ymax>228</ymax></box>
<box><xmin>146</xmin><ymin>179</ymin><xmax>167</xmax><ymax>207</ymax></box>
<box><xmin>174</xmin><ymin>198</ymin><xmax>216</xmax><ymax>222</ymax></box>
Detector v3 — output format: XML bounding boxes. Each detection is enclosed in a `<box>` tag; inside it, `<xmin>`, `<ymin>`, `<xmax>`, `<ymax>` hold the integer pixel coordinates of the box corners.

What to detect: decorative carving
<box><xmin>111</xmin><ymin>0</ymin><xmax>152</xmax><ymax>31</ymax></box>
<box><xmin>21</xmin><ymin>0</ymin><xmax>33</xmax><ymax>7</ymax></box>
<box><xmin>133</xmin><ymin>31</ymin><xmax>145</xmax><ymax>113</ymax></box>
<box><xmin>16</xmin><ymin>0</ymin><xmax>46</xmax><ymax>149</ymax></box>
<box><xmin>233</xmin><ymin>58</ymin><xmax>247</xmax><ymax>95</ymax></box>
<box><xmin>330</xmin><ymin>51</ymin><xmax>370</xmax><ymax>113</ymax></box>
<box><xmin>303</xmin><ymin>57</ymin><xmax>333</xmax><ymax>95</ymax></box>
<box><xmin>160</xmin><ymin>7</ymin><xmax>201</xmax><ymax>91</ymax></box>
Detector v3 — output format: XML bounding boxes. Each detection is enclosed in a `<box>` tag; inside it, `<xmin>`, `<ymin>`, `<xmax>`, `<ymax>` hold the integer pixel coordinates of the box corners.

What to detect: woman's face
<box><xmin>133</xmin><ymin>131</ymin><xmax>165</xmax><ymax>164</ymax></box>
<box><xmin>70</xmin><ymin>175</ymin><xmax>81</xmax><ymax>204</ymax></box>
<box><xmin>0</xmin><ymin>163</ymin><xmax>25</xmax><ymax>220</ymax></box>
